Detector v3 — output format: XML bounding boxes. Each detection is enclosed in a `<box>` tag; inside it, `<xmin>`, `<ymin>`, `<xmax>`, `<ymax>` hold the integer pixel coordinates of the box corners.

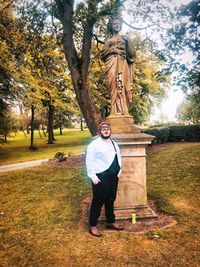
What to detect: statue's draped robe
<box><xmin>101</xmin><ymin>36</ymin><xmax>134</xmax><ymax>115</ymax></box>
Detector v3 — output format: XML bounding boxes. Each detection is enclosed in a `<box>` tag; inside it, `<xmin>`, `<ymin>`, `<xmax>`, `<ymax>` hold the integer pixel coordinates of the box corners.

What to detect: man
<box><xmin>86</xmin><ymin>121</ymin><xmax>124</xmax><ymax>237</ymax></box>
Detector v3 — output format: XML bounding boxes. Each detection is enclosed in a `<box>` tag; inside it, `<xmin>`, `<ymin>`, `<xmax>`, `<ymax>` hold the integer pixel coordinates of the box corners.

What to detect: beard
<box><xmin>100</xmin><ymin>132</ymin><xmax>111</xmax><ymax>139</ymax></box>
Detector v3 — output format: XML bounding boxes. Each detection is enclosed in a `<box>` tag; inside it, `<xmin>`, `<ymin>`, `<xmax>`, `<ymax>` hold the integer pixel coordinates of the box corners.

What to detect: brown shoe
<box><xmin>106</xmin><ymin>223</ymin><xmax>124</xmax><ymax>230</ymax></box>
<box><xmin>89</xmin><ymin>226</ymin><xmax>102</xmax><ymax>237</ymax></box>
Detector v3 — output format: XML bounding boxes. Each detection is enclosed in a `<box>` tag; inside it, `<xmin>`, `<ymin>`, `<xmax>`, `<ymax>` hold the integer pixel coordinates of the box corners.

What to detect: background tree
<box><xmin>0</xmin><ymin>108</ymin><xmax>17</xmax><ymax>142</ymax></box>
<box><xmin>54</xmin><ymin>109</ymin><xmax>75</xmax><ymax>134</ymax></box>
<box><xmin>167</xmin><ymin>0</ymin><xmax>199</xmax><ymax>90</ymax></box>
<box><xmin>17</xmin><ymin>113</ymin><xmax>31</xmax><ymax>137</ymax></box>
<box><xmin>0</xmin><ymin>1</ymin><xmax>22</xmax><ymax>132</ymax></box>
<box><xmin>177</xmin><ymin>90</ymin><xmax>200</xmax><ymax>124</ymax></box>
<box><xmin>129</xmin><ymin>34</ymin><xmax>170</xmax><ymax>124</ymax></box>
<box><xmin>14</xmin><ymin>29</ymin><xmax>74</xmax><ymax>145</ymax></box>
<box><xmin>166</xmin><ymin>0</ymin><xmax>199</xmax><ymax>125</ymax></box>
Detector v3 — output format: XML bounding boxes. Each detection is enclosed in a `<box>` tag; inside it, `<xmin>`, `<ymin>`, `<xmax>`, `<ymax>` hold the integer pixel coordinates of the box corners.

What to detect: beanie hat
<box><xmin>98</xmin><ymin>120</ymin><xmax>111</xmax><ymax>134</ymax></box>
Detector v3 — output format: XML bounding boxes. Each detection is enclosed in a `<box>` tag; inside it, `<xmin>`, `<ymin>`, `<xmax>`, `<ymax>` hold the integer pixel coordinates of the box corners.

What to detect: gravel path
<box><xmin>0</xmin><ymin>159</ymin><xmax>49</xmax><ymax>173</ymax></box>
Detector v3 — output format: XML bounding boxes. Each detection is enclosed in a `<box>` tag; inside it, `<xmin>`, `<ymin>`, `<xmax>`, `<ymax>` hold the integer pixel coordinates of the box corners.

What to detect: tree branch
<box><xmin>54</xmin><ymin>0</ymin><xmax>64</xmax><ymax>23</ymax></box>
<box><xmin>81</xmin><ymin>0</ymin><xmax>97</xmax><ymax>82</ymax></box>
<box><xmin>121</xmin><ymin>18</ymin><xmax>155</xmax><ymax>30</ymax></box>
<box><xmin>93</xmin><ymin>34</ymin><xmax>105</xmax><ymax>44</ymax></box>
<box><xmin>60</xmin><ymin>0</ymin><xmax>80</xmax><ymax>73</ymax></box>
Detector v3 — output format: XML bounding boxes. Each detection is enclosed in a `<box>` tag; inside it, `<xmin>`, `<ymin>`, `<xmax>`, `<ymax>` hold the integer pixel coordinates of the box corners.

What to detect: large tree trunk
<box><xmin>47</xmin><ymin>104</ymin><xmax>55</xmax><ymax>144</ymax></box>
<box><xmin>70</xmin><ymin>78</ymin><xmax>101</xmax><ymax>136</ymax></box>
<box><xmin>56</xmin><ymin>0</ymin><xmax>101</xmax><ymax>136</ymax></box>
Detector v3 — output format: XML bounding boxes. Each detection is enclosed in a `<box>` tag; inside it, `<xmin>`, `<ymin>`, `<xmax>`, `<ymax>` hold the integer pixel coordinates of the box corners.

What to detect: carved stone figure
<box><xmin>101</xmin><ymin>16</ymin><xmax>136</xmax><ymax>116</ymax></box>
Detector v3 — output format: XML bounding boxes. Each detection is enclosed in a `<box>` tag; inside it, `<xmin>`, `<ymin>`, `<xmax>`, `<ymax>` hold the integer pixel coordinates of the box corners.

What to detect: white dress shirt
<box><xmin>86</xmin><ymin>136</ymin><xmax>121</xmax><ymax>180</ymax></box>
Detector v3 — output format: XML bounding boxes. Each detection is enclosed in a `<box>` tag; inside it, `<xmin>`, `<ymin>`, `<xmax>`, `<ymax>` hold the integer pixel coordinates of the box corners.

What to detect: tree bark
<box><xmin>55</xmin><ymin>0</ymin><xmax>101</xmax><ymax>136</ymax></box>
<box><xmin>29</xmin><ymin>105</ymin><xmax>35</xmax><ymax>149</ymax></box>
<box><xmin>47</xmin><ymin>104</ymin><xmax>55</xmax><ymax>144</ymax></box>
<box><xmin>80</xmin><ymin>115</ymin><xmax>83</xmax><ymax>131</ymax></box>
<box><xmin>59</xmin><ymin>125</ymin><xmax>62</xmax><ymax>135</ymax></box>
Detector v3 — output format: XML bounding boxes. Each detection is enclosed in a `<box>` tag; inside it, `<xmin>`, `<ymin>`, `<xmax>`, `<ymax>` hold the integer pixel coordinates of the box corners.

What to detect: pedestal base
<box><xmin>99</xmin><ymin>205</ymin><xmax>158</xmax><ymax>221</ymax></box>
<box><xmin>114</xmin><ymin>205</ymin><xmax>158</xmax><ymax>220</ymax></box>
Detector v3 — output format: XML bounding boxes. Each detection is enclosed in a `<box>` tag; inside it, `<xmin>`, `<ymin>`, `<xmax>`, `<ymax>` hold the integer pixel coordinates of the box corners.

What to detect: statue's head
<box><xmin>107</xmin><ymin>15</ymin><xmax>123</xmax><ymax>35</ymax></box>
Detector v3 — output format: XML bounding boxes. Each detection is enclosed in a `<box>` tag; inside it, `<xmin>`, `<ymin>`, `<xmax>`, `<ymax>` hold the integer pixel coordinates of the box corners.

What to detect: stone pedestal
<box><xmin>112</xmin><ymin>133</ymin><xmax>157</xmax><ymax>219</ymax></box>
<box><xmin>100</xmin><ymin>115</ymin><xmax>157</xmax><ymax>220</ymax></box>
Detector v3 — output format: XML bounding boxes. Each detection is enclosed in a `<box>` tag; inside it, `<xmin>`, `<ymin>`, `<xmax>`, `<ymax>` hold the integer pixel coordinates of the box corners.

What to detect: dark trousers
<box><xmin>89</xmin><ymin>156</ymin><xmax>120</xmax><ymax>227</ymax></box>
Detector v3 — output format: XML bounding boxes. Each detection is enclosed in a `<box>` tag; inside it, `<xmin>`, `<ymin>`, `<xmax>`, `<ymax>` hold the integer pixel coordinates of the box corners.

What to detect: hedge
<box><xmin>143</xmin><ymin>124</ymin><xmax>200</xmax><ymax>144</ymax></box>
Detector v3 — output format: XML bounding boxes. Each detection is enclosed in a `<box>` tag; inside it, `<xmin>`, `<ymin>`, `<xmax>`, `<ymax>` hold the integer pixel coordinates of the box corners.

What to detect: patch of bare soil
<box><xmin>47</xmin><ymin>153</ymin><xmax>85</xmax><ymax>167</ymax></box>
<box><xmin>79</xmin><ymin>197</ymin><xmax>177</xmax><ymax>234</ymax></box>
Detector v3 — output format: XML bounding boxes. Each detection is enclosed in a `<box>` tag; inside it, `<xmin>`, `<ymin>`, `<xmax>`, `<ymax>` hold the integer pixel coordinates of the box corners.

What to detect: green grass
<box><xmin>0</xmin><ymin>142</ymin><xmax>200</xmax><ymax>266</ymax></box>
<box><xmin>0</xmin><ymin>129</ymin><xmax>91</xmax><ymax>165</ymax></box>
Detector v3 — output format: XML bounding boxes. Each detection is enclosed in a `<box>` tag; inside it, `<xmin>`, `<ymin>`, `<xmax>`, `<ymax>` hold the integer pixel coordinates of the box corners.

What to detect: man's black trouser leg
<box><xmin>104</xmin><ymin>175</ymin><xmax>118</xmax><ymax>224</ymax></box>
<box><xmin>89</xmin><ymin>172</ymin><xmax>118</xmax><ymax>227</ymax></box>
<box><xmin>89</xmin><ymin>183</ymin><xmax>105</xmax><ymax>227</ymax></box>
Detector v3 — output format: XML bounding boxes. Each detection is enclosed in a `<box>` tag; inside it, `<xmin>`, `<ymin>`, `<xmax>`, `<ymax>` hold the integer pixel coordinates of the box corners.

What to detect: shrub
<box><xmin>54</xmin><ymin>152</ymin><xmax>67</xmax><ymax>162</ymax></box>
<box><xmin>144</xmin><ymin>124</ymin><xmax>200</xmax><ymax>144</ymax></box>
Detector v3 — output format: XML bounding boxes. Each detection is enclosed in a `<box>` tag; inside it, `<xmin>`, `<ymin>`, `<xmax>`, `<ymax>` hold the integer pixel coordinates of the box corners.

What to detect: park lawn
<box><xmin>0</xmin><ymin>129</ymin><xmax>91</xmax><ymax>165</ymax></box>
<box><xmin>0</xmin><ymin>142</ymin><xmax>200</xmax><ymax>267</ymax></box>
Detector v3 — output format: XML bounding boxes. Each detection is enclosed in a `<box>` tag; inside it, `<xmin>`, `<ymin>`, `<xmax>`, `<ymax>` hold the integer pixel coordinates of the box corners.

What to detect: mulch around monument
<box><xmin>79</xmin><ymin>196</ymin><xmax>176</xmax><ymax>234</ymax></box>
<box><xmin>48</xmin><ymin>147</ymin><xmax>177</xmax><ymax>234</ymax></box>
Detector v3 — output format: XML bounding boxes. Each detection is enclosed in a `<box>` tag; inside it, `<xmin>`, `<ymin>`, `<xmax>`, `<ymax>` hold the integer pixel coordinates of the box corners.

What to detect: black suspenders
<box><xmin>111</xmin><ymin>140</ymin><xmax>117</xmax><ymax>153</ymax></box>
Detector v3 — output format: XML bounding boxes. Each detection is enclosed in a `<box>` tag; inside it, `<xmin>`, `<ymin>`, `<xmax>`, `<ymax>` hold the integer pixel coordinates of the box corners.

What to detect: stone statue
<box><xmin>101</xmin><ymin>15</ymin><xmax>136</xmax><ymax>116</ymax></box>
